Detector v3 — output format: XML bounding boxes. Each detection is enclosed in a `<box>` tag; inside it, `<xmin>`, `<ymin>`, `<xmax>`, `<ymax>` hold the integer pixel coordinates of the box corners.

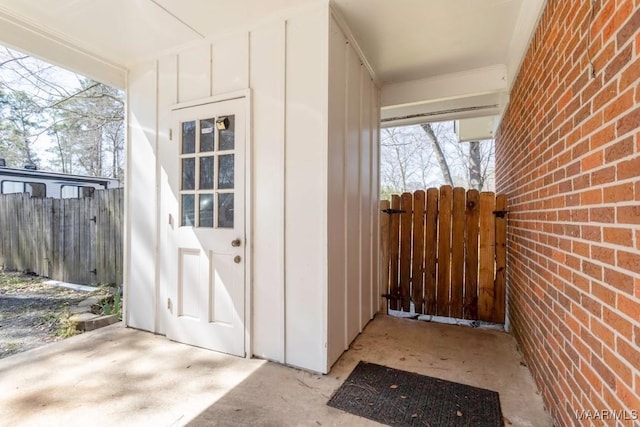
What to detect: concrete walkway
<box><xmin>0</xmin><ymin>316</ymin><xmax>551</xmax><ymax>426</ymax></box>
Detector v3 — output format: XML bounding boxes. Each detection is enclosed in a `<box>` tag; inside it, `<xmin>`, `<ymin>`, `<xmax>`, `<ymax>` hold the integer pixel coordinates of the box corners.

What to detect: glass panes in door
<box><xmin>179</xmin><ymin>115</ymin><xmax>236</xmax><ymax>228</ymax></box>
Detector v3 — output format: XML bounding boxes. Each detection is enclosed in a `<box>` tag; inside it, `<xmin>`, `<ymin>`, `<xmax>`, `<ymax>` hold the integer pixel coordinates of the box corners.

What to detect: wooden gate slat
<box><xmin>389</xmin><ymin>195</ymin><xmax>401</xmax><ymax>310</ymax></box>
<box><xmin>423</xmin><ymin>188</ymin><xmax>439</xmax><ymax>315</ymax></box>
<box><xmin>399</xmin><ymin>192</ymin><xmax>413</xmax><ymax>312</ymax></box>
<box><xmin>464</xmin><ymin>190</ymin><xmax>480</xmax><ymax>319</ymax></box>
<box><xmin>494</xmin><ymin>194</ymin><xmax>507</xmax><ymax>323</ymax></box>
<box><xmin>380</xmin><ymin>200</ymin><xmax>391</xmax><ymax>315</ymax></box>
<box><xmin>411</xmin><ymin>190</ymin><xmax>426</xmax><ymax>314</ymax></box>
<box><xmin>436</xmin><ymin>185</ymin><xmax>452</xmax><ymax>317</ymax></box>
<box><xmin>450</xmin><ymin>187</ymin><xmax>465</xmax><ymax>319</ymax></box>
<box><xmin>478</xmin><ymin>191</ymin><xmax>496</xmax><ymax>321</ymax></box>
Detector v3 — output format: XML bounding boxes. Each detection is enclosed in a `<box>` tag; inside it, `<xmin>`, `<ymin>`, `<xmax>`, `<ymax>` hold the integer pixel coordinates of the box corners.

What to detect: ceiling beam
<box><xmin>380</xmin><ymin>92</ymin><xmax>503</xmax><ymax>128</ymax></box>
<box><xmin>381</xmin><ymin>64</ymin><xmax>508</xmax><ymax>108</ymax></box>
<box><xmin>0</xmin><ymin>9</ymin><xmax>126</xmax><ymax>89</ymax></box>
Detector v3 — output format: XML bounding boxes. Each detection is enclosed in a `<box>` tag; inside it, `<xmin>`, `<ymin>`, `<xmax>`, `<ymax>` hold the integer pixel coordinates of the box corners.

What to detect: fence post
<box><xmin>379</xmin><ymin>200</ymin><xmax>390</xmax><ymax>315</ymax></box>
<box><xmin>494</xmin><ymin>194</ymin><xmax>507</xmax><ymax>323</ymax></box>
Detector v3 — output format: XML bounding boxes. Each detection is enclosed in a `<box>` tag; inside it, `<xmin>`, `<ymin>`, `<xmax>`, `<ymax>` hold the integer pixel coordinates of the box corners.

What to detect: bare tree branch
<box><xmin>420</xmin><ymin>123</ymin><xmax>454</xmax><ymax>186</ymax></box>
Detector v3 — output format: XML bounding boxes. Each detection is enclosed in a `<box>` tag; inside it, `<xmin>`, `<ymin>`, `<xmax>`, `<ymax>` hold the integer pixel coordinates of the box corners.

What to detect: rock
<box><xmin>77</xmin><ymin>295</ymin><xmax>106</xmax><ymax>308</ymax></box>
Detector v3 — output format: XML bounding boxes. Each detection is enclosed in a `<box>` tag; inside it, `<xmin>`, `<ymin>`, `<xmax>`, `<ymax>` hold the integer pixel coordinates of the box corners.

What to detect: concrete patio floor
<box><xmin>0</xmin><ymin>315</ymin><xmax>551</xmax><ymax>426</ymax></box>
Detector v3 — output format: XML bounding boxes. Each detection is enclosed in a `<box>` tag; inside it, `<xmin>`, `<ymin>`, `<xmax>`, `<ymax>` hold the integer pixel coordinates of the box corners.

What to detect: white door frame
<box><xmin>160</xmin><ymin>89</ymin><xmax>252</xmax><ymax>358</ymax></box>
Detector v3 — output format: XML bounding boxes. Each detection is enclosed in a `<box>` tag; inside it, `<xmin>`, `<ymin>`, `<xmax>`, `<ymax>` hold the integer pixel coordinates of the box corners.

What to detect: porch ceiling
<box><xmin>0</xmin><ymin>0</ymin><xmax>545</xmax><ymax>124</ymax></box>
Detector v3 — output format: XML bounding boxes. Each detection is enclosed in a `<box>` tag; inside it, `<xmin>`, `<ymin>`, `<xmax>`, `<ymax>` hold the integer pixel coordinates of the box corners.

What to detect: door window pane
<box><xmin>199</xmin><ymin>194</ymin><xmax>214</xmax><ymax>227</ymax></box>
<box><xmin>181</xmin><ymin>195</ymin><xmax>195</xmax><ymax>226</ymax></box>
<box><xmin>182</xmin><ymin>121</ymin><xmax>196</xmax><ymax>154</ymax></box>
<box><xmin>200</xmin><ymin>118</ymin><xmax>215</xmax><ymax>152</ymax></box>
<box><xmin>218</xmin><ymin>193</ymin><xmax>234</xmax><ymax>228</ymax></box>
<box><xmin>182</xmin><ymin>158</ymin><xmax>195</xmax><ymax>190</ymax></box>
<box><xmin>218</xmin><ymin>115</ymin><xmax>235</xmax><ymax>151</ymax></box>
<box><xmin>199</xmin><ymin>157</ymin><xmax>214</xmax><ymax>190</ymax></box>
<box><xmin>218</xmin><ymin>154</ymin><xmax>234</xmax><ymax>189</ymax></box>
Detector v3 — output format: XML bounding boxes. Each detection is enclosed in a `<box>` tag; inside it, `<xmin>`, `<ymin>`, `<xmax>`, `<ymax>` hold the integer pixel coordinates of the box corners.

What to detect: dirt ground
<box><xmin>0</xmin><ymin>271</ymin><xmax>92</xmax><ymax>359</ymax></box>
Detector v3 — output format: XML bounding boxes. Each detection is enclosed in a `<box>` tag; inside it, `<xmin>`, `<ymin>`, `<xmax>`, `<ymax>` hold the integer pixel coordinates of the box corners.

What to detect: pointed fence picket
<box><xmin>380</xmin><ymin>186</ymin><xmax>507</xmax><ymax>323</ymax></box>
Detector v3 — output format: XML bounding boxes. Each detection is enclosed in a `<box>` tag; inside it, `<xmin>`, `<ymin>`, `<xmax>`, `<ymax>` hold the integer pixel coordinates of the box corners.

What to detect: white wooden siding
<box><xmin>284</xmin><ymin>9</ymin><xmax>329</xmax><ymax>372</ymax></box>
<box><xmin>126</xmin><ymin>61</ymin><xmax>158</xmax><ymax>332</ymax></box>
<box><xmin>327</xmin><ymin>18</ymin><xmax>348</xmax><ymax>367</ymax></box>
<box><xmin>127</xmin><ymin>4</ymin><xmax>379</xmax><ymax>374</ymax></box>
<box><xmin>250</xmin><ymin>21</ymin><xmax>286</xmax><ymax>364</ymax></box>
<box><xmin>213</xmin><ymin>33</ymin><xmax>249</xmax><ymax>96</ymax></box>
<box><xmin>326</xmin><ymin>16</ymin><xmax>380</xmax><ymax>370</ymax></box>
<box><xmin>157</xmin><ymin>54</ymin><xmax>178</xmax><ymax>336</ymax></box>
<box><xmin>178</xmin><ymin>44</ymin><xmax>211</xmax><ymax>102</ymax></box>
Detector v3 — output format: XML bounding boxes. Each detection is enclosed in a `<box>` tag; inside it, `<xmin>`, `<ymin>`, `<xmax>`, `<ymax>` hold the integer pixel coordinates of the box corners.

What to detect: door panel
<box><xmin>164</xmin><ymin>97</ymin><xmax>245</xmax><ymax>357</ymax></box>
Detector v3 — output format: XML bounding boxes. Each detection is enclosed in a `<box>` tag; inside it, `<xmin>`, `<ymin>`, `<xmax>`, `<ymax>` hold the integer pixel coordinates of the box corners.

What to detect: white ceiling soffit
<box><xmin>332</xmin><ymin>0</ymin><xmax>525</xmax><ymax>84</ymax></box>
<box><xmin>0</xmin><ymin>0</ymin><xmax>324</xmax><ymax>86</ymax></box>
<box><xmin>0</xmin><ymin>0</ymin><xmax>202</xmax><ymax>65</ymax></box>
<box><xmin>0</xmin><ymin>0</ymin><xmax>545</xmax><ymax>115</ymax></box>
<box><xmin>354</xmin><ymin>0</ymin><xmax>547</xmax><ymax>124</ymax></box>
<box><xmin>0</xmin><ymin>9</ymin><xmax>126</xmax><ymax>89</ymax></box>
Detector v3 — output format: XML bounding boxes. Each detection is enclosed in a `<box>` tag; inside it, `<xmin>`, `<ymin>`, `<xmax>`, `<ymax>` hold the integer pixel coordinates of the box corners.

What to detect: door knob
<box><xmin>231</xmin><ymin>238</ymin><xmax>241</xmax><ymax>247</ymax></box>
<box><xmin>234</xmin><ymin>255</ymin><xmax>242</xmax><ymax>264</ymax></box>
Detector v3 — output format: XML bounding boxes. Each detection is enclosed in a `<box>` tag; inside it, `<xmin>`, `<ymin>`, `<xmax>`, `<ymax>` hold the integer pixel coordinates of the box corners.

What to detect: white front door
<box><xmin>165</xmin><ymin>98</ymin><xmax>246</xmax><ymax>357</ymax></box>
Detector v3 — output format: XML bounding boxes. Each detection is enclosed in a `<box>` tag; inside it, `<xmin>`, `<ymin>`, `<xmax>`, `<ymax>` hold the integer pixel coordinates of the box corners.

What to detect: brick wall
<box><xmin>495</xmin><ymin>0</ymin><xmax>639</xmax><ymax>425</ymax></box>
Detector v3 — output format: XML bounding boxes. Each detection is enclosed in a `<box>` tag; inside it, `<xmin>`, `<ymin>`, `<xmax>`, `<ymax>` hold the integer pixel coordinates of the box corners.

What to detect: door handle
<box><xmin>231</xmin><ymin>238</ymin><xmax>241</xmax><ymax>247</ymax></box>
<box><xmin>234</xmin><ymin>255</ymin><xmax>242</xmax><ymax>264</ymax></box>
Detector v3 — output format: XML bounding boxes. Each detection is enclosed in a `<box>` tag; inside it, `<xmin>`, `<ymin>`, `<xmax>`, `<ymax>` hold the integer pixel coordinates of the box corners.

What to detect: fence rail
<box><xmin>0</xmin><ymin>188</ymin><xmax>123</xmax><ymax>285</ymax></box>
<box><xmin>380</xmin><ymin>186</ymin><xmax>507</xmax><ymax>323</ymax></box>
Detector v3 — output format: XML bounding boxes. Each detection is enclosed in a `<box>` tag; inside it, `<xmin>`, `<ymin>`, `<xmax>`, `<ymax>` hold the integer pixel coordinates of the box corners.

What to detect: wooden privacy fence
<box><xmin>0</xmin><ymin>188</ymin><xmax>123</xmax><ymax>285</ymax></box>
<box><xmin>380</xmin><ymin>186</ymin><xmax>507</xmax><ymax>323</ymax></box>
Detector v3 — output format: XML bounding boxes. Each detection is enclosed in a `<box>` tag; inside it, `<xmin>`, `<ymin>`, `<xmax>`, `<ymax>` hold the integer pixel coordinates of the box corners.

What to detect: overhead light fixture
<box><xmin>216</xmin><ymin>117</ymin><xmax>229</xmax><ymax>130</ymax></box>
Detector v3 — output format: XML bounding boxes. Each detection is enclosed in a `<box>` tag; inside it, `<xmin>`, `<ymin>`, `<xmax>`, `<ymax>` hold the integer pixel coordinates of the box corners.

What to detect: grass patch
<box><xmin>93</xmin><ymin>285</ymin><xmax>123</xmax><ymax>320</ymax></box>
<box><xmin>55</xmin><ymin>313</ymin><xmax>79</xmax><ymax>338</ymax></box>
<box><xmin>1</xmin><ymin>341</ymin><xmax>19</xmax><ymax>352</ymax></box>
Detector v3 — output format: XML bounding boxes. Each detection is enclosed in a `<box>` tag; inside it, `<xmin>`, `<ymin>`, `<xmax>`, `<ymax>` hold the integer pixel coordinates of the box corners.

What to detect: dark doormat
<box><xmin>327</xmin><ymin>361</ymin><xmax>504</xmax><ymax>427</ymax></box>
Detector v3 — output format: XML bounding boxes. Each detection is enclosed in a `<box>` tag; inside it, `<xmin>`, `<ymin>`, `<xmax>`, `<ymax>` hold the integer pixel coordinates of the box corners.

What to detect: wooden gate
<box><xmin>380</xmin><ymin>186</ymin><xmax>507</xmax><ymax>323</ymax></box>
<box><xmin>0</xmin><ymin>188</ymin><xmax>123</xmax><ymax>285</ymax></box>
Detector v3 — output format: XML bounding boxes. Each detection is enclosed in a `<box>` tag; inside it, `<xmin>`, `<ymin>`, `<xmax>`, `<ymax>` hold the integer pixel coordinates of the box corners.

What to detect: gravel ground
<box><xmin>0</xmin><ymin>271</ymin><xmax>94</xmax><ymax>359</ymax></box>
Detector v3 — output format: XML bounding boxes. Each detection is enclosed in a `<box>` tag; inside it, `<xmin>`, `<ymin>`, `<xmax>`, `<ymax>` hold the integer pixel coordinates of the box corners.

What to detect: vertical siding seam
<box><xmin>342</xmin><ymin>38</ymin><xmax>349</xmax><ymax>350</ymax></box>
<box><xmin>209</xmin><ymin>43</ymin><xmax>213</xmax><ymax>97</ymax></box>
<box><xmin>153</xmin><ymin>59</ymin><xmax>161</xmax><ymax>334</ymax></box>
<box><xmin>282</xmin><ymin>18</ymin><xmax>288</xmax><ymax>365</ymax></box>
<box><xmin>176</xmin><ymin>53</ymin><xmax>180</xmax><ymax>102</ymax></box>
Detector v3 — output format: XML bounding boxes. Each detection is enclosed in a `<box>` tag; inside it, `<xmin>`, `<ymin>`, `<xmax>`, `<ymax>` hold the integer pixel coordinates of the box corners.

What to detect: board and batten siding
<box><xmin>327</xmin><ymin>16</ymin><xmax>380</xmax><ymax>369</ymax></box>
<box><xmin>126</xmin><ymin>61</ymin><xmax>158</xmax><ymax>333</ymax></box>
<box><xmin>126</xmin><ymin>3</ymin><xmax>380</xmax><ymax>374</ymax></box>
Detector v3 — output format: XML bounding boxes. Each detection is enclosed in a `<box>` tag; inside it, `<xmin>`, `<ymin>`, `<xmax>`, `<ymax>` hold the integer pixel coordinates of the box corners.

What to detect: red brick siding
<box><xmin>496</xmin><ymin>0</ymin><xmax>640</xmax><ymax>425</ymax></box>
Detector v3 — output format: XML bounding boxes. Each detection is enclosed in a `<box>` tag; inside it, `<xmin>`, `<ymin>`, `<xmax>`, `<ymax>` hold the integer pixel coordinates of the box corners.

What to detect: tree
<box><xmin>0</xmin><ymin>47</ymin><xmax>124</xmax><ymax>180</ymax></box>
<box><xmin>48</xmin><ymin>79</ymin><xmax>125</xmax><ymax>179</ymax></box>
<box><xmin>420</xmin><ymin>123</ymin><xmax>453</xmax><ymax>186</ymax></box>
<box><xmin>380</xmin><ymin>121</ymin><xmax>495</xmax><ymax>197</ymax></box>
<box><xmin>0</xmin><ymin>90</ymin><xmax>42</xmax><ymax>166</ymax></box>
